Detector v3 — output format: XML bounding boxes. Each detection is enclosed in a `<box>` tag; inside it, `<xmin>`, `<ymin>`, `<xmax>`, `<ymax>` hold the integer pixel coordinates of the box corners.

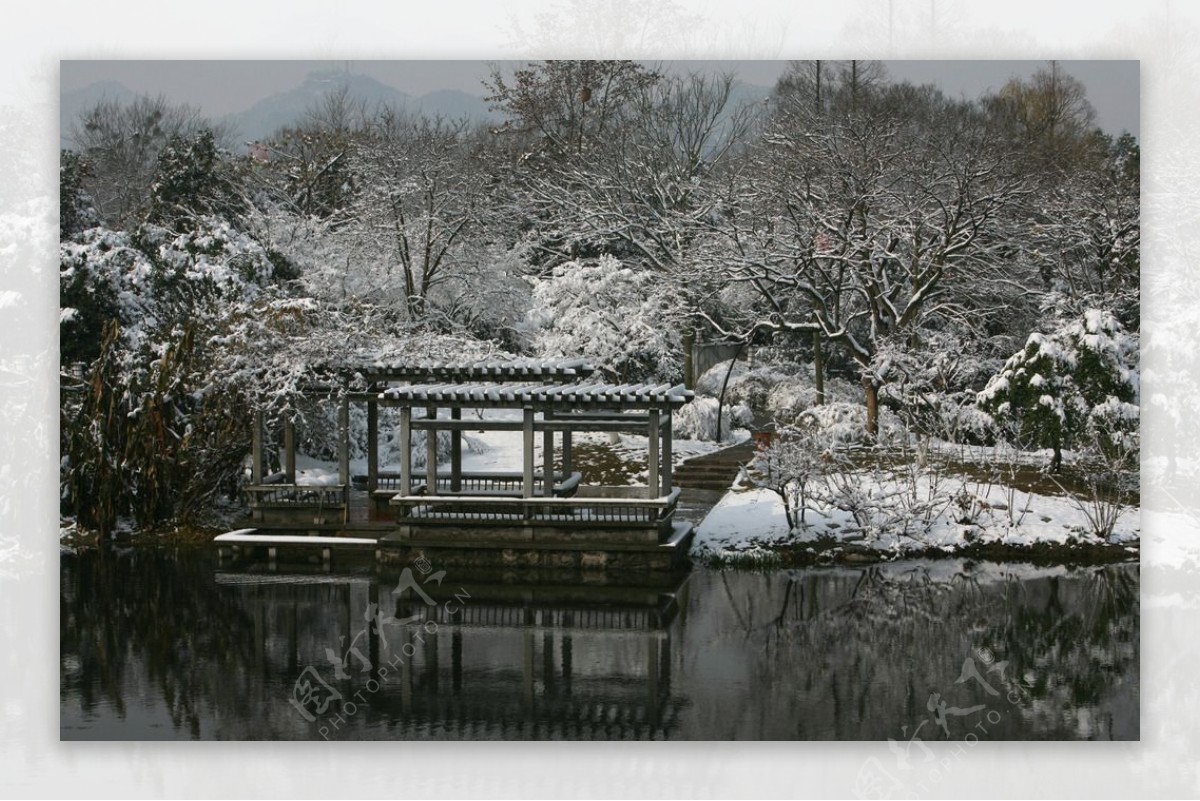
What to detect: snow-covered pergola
<box><xmin>245</xmin><ymin>360</ymin><xmax>695</xmax><ymax>544</ymax></box>
<box><xmin>248</xmin><ymin>358</ymin><xmax>597</xmax><ymax>489</ymax></box>
<box><xmin>378</xmin><ymin>380</ymin><xmax>692</xmax><ymax>501</ymax></box>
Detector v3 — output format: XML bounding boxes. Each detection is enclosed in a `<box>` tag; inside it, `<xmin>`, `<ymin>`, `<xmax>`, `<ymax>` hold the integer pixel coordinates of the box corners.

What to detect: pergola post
<box><xmin>337</xmin><ymin>394</ymin><xmax>350</xmax><ymax>487</ymax></box>
<box><xmin>450</xmin><ymin>407</ymin><xmax>462</xmax><ymax>492</ymax></box>
<box><xmin>647</xmin><ymin>409</ymin><xmax>660</xmax><ymax>500</ymax></box>
<box><xmin>251</xmin><ymin>409</ymin><xmax>264</xmax><ymax>484</ymax></box>
<box><xmin>367</xmin><ymin>396</ymin><xmax>378</xmax><ymax>492</ymax></box>
<box><xmin>399</xmin><ymin>406</ymin><xmax>412</xmax><ymax>495</ymax></box>
<box><xmin>562</xmin><ymin>430</ymin><xmax>572</xmax><ymax>477</ymax></box>
<box><xmin>542</xmin><ymin>409</ymin><xmax>554</xmax><ymax>497</ymax></box>
<box><xmin>522</xmin><ymin>407</ymin><xmax>535</xmax><ymax>499</ymax></box>
<box><xmin>661</xmin><ymin>412</ymin><xmax>673</xmax><ymax>495</ymax></box>
<box><xmin>425</xmin><ymin>406</ymin><xmax>438</xmax><ymax>495</ymax></box>
<box><xmin>283</xmin><ymin>417</ymin><xmax>296</xmax><ymax>484</ymax></box>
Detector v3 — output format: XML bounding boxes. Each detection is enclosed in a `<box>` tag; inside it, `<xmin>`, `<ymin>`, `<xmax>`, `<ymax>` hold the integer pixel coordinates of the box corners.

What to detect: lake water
<box><xmin>60</xmin><ymin>548</ymin><xmax>1138</xmax><ymax>740</ymax></box>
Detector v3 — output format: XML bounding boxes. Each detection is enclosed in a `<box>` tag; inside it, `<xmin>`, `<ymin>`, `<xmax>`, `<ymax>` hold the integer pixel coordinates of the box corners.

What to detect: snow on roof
<box><xmin>380</xmin><ymin>381</ymin><xmax>694</xmax><ymax>410</ymax></box>
<box><xmin>309</xmin><ymin>358</ymin><xmax>597</xmax><ymax>384</ymax></box>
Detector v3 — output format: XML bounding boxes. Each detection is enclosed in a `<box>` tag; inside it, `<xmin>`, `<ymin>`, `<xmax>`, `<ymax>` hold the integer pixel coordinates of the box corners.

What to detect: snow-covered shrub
<box><xmin>763</xmin><ymin>381</ymin><xmax>817</xmax><ymax>424</ymax></box>
<box><xmin>977</xmin><ymin>308</ymin><xmax>1139</xmax><ymax>469</ymax></box>
<box><xmin>1086</xmin><ymin>396</ymin><xmax>1140</xmax><ymax>471</ymax></box>
<box><xmin>888</xmin><ymin>390</ymin><xmax>999</xmax><ymax>446</ymax></box>
<box><xmin>523</xmin><ymin>254</ymin><xmax>682</xmax><ymax>383</ymax></box>
<box><xmin>59</xmin><ymin>218</ymin><xmax>276</xmax><ymax>365</ymax></box>
<box><xmin>932</xmin><ymin>396</ymin><xmax>998</xmax><ymax>444</ymax></box>
<box><xmin>59</xmin><ymin>213</ymin><xmax>287</xmax><ymax>533</ymax></box>
<box><xmin>813</xmin><ymin>462</ymin><xmax>911</xmax><ymax>542</ymax></box>
<box><xmin>749</xmin><ymin>423</ymin><xmax>839</xmax><ymax>530</ymax></box>
<box><xmin>696</xmin><ymin>360</ymin><xmax>869</xmax><ymax>428</ymax></box>
<box><xmin>796</xmin><ymin>402</ymin><xmax>903</xmax><ymax>447</ymax></box>
<box><xmin>694</xmin><ymin>359</ymin><xmax>750</xmax><ymax>396</ymax></box>
<box><xmin>695</xmin><ymin>362</ymin><xmax>788</xmax><ymax>408</ymax></box>
<box><xmin>673</xmin><ymin>396</ymin><xmax>752</xmax><ymax>441</ymax></box>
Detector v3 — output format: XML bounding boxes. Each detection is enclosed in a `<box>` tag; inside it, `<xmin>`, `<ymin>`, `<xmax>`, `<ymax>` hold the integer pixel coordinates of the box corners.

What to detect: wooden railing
<box><xmin>244</xmin><ymin>484</ymin><xmax>348</xmax><ymax>524</ymax></box>
<box><xmin>373</xmin><ymin>471</ymin><xmax>582</xmax><ymax>498</ymax></box>
<box><xmin>390</xmin><ymin>487</ymin><xmax>680</xmax><ymax>532</ymax></box>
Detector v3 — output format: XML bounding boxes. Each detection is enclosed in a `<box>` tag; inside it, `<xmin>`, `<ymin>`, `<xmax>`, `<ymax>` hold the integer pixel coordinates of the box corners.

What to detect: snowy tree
<box><xmin>59</xmin><ymin>150</ymin><xmax>97</xmax><ymax>238</ymax></box>
<box><xmin>485</xmin><ymin>60</ymin><xmax>660</xmax><ymax>161</ymax></box>
<box><xmin>516</xmin><ymin>72</ymin><xmax>753</xmax><ymax>271</ymax></box>
<box><xmin>718</xmin><ymin>80</ymin><xmax>1027</xmax><ymax>437</ymax></box>
<box><xmin>987</xmin><ymin>61</ymin><xmax>1107</xmax><ymax>173</ymax></box>
<box><xmin>977</xmin><ymin>309</ymin><xmax>1139</xmax><ymax>470</ymax></box>
<box><xmin>146</xmin><ymin>129</ymin><xmax>246</xmax><ymax>228</ymax></box>
<box><xmin>253</xmin><ymin>86</ymin><xmax>369</xmax><ymax>219</ymax></box>
<box><xmin>1021</xmin><ymin>132</ymin><xmax>1140</xmax><ymax>329</ymax></box>
<box><xmin>342</xmin><ymin>114</ymin><xmax>486</xmax><ymax>320</ymax></box>
<box><xmin>523</xmin><ymin>254</ymin><xmax>681</xmax><ymax>382</ymax></box>
<box><xmin>67</xmin><ymin>95</ymin><xmax>222</xmax><ymax>227</ymax></box>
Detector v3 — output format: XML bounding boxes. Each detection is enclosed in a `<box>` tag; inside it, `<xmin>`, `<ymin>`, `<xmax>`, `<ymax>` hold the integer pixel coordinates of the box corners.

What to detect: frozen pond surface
<box><xmin>60</xmin><ymin>548</ymin><xmax>1137</xmax><ymax>740</ymax></box>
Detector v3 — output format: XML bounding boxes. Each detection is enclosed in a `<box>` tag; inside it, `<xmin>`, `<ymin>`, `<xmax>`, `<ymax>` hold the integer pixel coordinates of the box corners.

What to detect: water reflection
<box><xmin>60</xmin><ymin>550</ymin><xmax>1137</xmax><ymax>740</ymax></box>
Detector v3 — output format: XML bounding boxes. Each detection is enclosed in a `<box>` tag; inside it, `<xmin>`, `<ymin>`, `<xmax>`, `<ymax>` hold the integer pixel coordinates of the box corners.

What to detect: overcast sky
<box><xmin>60</xmin><ymin>59</ymin><xmax>1139</xmax><ymax>137</ymax></box>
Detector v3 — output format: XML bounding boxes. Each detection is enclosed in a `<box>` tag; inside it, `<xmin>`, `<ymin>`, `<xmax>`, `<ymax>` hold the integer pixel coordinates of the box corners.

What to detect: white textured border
<box><xmin>2</xmin><ymin>2</ymin><xmax>1196</xmax><ymax>797</ymax></box>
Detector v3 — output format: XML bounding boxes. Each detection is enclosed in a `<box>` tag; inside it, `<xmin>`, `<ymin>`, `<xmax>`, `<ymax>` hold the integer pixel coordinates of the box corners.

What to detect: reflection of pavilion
<box><xmin>218</xmin><ymin>569</ymin><xmax>691</xmax><ymax>740</ymax></box>
<box><xmin>382</xmin><ymin>576</ymin><xmax>689</xmax><ymax>739</ymax></box>
<box><xmin>239</xmin><ymin>359</ymin><xmax>695</xmax><ymax>571</ymax></box>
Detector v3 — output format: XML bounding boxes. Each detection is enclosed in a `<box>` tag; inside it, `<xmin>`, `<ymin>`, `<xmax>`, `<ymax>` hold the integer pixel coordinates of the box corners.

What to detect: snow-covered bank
<box><xmin>692</xmin><ymin>481</ymin><xmax>1140</xmax><ymax>565</ymax></box>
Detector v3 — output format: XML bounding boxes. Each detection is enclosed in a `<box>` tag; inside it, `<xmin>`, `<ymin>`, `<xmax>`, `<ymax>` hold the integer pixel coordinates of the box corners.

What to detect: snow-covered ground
<box><xmin>693</xmin><ymin>475</ymin><xmax>1141</xmax><ymax>562</ymax></box>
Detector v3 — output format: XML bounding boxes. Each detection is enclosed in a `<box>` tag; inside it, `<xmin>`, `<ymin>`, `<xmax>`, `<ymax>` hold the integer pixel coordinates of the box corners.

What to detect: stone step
<box><xmin>675</xmin><ymin>483</ymin><xmax>736</xmax><ymax>491</ymax></box>
<box><xmin>675</xmin><ymin>463</ymin><xmax>747</xmax><ymax>474</ymax></box>
<box><xmin>671</xmin><ymin>441</ymin><xmax>756</xmax><ymax>493</ymax></box>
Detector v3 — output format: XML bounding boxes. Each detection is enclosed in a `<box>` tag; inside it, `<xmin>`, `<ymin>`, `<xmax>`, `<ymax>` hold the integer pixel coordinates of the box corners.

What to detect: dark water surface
<box><xmin>60</xmin><ymin>548</ymin><xmax>1138</xmax><ymax>740</ymax></box>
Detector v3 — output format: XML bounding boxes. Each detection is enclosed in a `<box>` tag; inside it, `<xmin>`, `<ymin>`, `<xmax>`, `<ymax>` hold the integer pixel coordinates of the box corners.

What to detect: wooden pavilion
<box><xmin>241</xmin><ymin>359</ymin><xmax>696</xmax><ymax>570</ymax></box>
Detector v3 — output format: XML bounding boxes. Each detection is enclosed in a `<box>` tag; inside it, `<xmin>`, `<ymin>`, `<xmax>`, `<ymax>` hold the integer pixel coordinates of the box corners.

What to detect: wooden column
<box><xmin>399</xmin><ymin>627</ymin><xmax>413</xmax><ymax>711</ymax></box>
<box><xmin>522</xmin><ymin>407</ymin><xmax>535</xmax><ymax>499</ymax></box>
<box><xmin>251</xmin><ymin>409</ymin><xmax>264</xmax><ymax>484</ymax></box>
<box><xmin>399</xmin><ymin>406</ymin><xmax>412</xmax><ymax>495</ymax></box>
<box><xmin>366</xmin><ymin>397</ymin><xmax>378</xmax><ymax>492</ymax></box>
<box><xmin>450</xmin><ymin>407</ymin><xmax>462</xmax><ymax>492</ymax></box>
<box><xmin>368</xmin><ymin>580</ymin><xmax>380</xmax><ymax>682</ymax></box>
<box><xmin>647</xmin><ymin>636</ymin><xmax>660</xmax><ymax>727</ymax></box>
<box><xmin>542</xmin><ymin>410</ymin><xmax>554</xmax><ymax>497</ymax></box>
<box><xmin>337</xmin><ymin>394</ymin><xmax>350</xmax><ymax>486</ymax></box>
<box><xmin>523</xmin><ymin>630</ymin><xmax>535</xmax><ymax>709</ymax></box>
<box><xmin>661</xmin><ymin>412</ymin><xmax>673</xmax><ymax>495</ymax></box>
<box><xmin>425</xmin><ymin>406</ymin><xmax>438</xmax><ymax>495</ymax></box>
<box><xmin>283</xmin><ymin>418</ymin><xmax>296</xmax><ymax>484</ymax></box>
<box><xmin>562</xmin><ymin>430</ymin><xmax>572</xmax><ymax>476</ymax></box>
<box><xmin>647</xmin><ymin>409</ymin><xmax>660</xmax><ymax>499</ymax></box>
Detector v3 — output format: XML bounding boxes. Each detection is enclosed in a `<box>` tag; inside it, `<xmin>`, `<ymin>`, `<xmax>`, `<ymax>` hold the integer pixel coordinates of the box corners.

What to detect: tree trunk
<box><xmin>863</xmin><ymin>375</ymin><xmax>880</xmax><ymax>439</ymax></box>
<box><xmin>813</xmin><ymin>330</ymin><xmax>825</xmax><ymax>405</ymax></box>
<box><xmin>682</xmin><ymin>328</ymin><xmax>696</xmax><ymax>389</ymax></box>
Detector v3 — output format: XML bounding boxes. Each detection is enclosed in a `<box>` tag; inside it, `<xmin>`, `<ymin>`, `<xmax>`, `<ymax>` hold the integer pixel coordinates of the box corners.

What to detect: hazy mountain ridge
<box><xmin>60</xmin><ymin>71</ymin><xmax>503</xmax><ymax>151</ymax></box>
<box><xmin>61</xmin><ymin>70</ymin><xmax>771</xmax><ymax>152</ymax></box>
<box><xmin>59</xmin><ymin>80</ymin><xmax>138</xmax><ymax>148</ymax></box>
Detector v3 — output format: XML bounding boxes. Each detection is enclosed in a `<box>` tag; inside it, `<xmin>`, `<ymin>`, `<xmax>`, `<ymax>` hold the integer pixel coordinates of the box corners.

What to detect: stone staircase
<box><xmin>672</xmin><ymin>440</ymin><xmax>757</xmax><ymax>493</ymax></box>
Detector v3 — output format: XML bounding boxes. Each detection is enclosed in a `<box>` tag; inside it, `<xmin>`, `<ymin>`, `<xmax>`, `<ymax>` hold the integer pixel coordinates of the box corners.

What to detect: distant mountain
<box><xmin>223</xmin><ymin>70</ymin><xmax>412</xmax><ymax>145</ymax></box>
<box><xmin>224</xmin><ymin>72</ymin><xmax>500</xmax><ymax>146</ymax></box>
<box><xmin>59</xmin><ymin>80</ymin><xmax>137</xmax><ymax>148</ymax></box>
<box><xmin>59</xmin><ymin>72</ymin><xmax>759</xmax><ymax>155</ymax></box>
